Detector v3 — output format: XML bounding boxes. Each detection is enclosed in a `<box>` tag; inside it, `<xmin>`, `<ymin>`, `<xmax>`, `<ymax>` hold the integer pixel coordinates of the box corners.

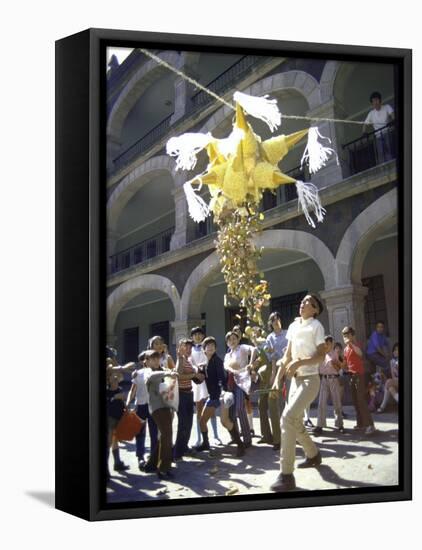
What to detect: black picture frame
<box><xmin>55</xmin><ymin>27</ymin><xmax>412</xmax><ymax>521</ymax></box>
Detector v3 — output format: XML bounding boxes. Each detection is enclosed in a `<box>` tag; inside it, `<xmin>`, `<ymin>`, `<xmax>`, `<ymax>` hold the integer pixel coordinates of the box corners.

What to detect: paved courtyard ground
<box><xmin>107</xmin><ymin>405</ymin><xmax>398</xmax><ymax>503</ymax></box>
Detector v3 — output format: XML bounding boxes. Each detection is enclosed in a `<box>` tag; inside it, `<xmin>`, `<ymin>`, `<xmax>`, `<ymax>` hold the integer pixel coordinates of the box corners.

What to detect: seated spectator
<box><xmin>366</xmin><ymin>321</ymin><xmax>390</xmax><ymax>378</ymax></box>
<box><xmin>378</xmin><ymin>343</ymin><xmax>399</xmax><ymax>412</ymax></box>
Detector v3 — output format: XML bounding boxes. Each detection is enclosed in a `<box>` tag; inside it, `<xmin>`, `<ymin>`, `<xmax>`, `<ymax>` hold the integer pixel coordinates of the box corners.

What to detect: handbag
<box><xmin>158</xmin><ymin>375</ymin><xmax>179</xmax><ymax>411</ymax></box>
<box><xmin>115</xmin><ymin>409</ymin><xmax>145</xmax><ymax>441</ymax></box>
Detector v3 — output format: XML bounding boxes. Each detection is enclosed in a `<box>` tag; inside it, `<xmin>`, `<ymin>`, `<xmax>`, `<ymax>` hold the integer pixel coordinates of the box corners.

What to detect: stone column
<box><xmin>170</xmin><ymin>53</ymin><xmax>199</xmax><ymax>124</ymax></box>
<box><xmin>171</xmin><ymin>319</ymin><xmax>205</xmax><ymax>347</ymax></box>
<box><xmin>171</xmin><ymin>321</ymin><xmax>189</xmax><ymax>347</ymax></box>
<box><xmin>106</xmin><ymin>331</ymin><xmax>118</xmax><ymax>348</ymax></box>
<box><xmin>107</xmin><ymin>229</ymin><xmax>120</xmax><ymax>273</ymax></box>
<box><xmin>320</xmin><ymin>285</ymin><xmax>368</xmax><ymax>345</ymax></box>
<box><xmin>305</xmin><ymin>99</ymin><xmax>344</xmax><ymax>188</ymax></box>
<box><xmin>170</xmin><ymin>173</ymin><xmax>188</xmax><ymax>250</ymax></box>
<box><xmin>107</xmin><ymin>134</ymin><xmax>122</xmax><ymax>173</ymax></box>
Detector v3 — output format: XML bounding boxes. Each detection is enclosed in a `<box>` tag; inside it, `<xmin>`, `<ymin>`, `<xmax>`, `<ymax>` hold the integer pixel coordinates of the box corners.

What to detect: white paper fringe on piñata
<box><xmin>233</xmin><ymin>90</ymin><xmax>282</xmax><ymax>132</ymax></box>
<box><xmin>301</xmin><ymin>127</ymin><xmax>339</xmax><ymax>174</ymax></box>
<box><xmin>182</xmin><ymin>179</ymin><xmax>210</xmax><ymax>223</ymax></box>
<box><xmin>166</xmin><ymin>132</ymin><xmax>213</xmax><ymax>171</ymax></box>
<box><xmin>295</xmin><ymin>180</ymin><xmax>326</xmax><ymax>229</ymax></box>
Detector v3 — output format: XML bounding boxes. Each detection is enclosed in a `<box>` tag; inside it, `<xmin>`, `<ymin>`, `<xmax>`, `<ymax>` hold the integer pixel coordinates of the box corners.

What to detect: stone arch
<box><xmin>199</xmin><ymin>71</ymin><xmax>321</xmax><ymax>134</ymax></box>
<box><xmin>320</xmin><ymin>60</ymin><xmax>341</xmax><ymax>103</ymax></box>
<box><xmin>107</xmin><ymin>155</ymin><xmax>175</xmax><ymax>233</ymax></box>
<box><xmin>107</xmin><ymin>274</ymin><xmax>181</xmax><ymax>334</ymax></box>
<box><xmin>181</xmin><ymin>229</ymin><xmax>335</xmax><ymax>320</ymax></box>
<box><xmin>335</xmin><ymin>189</ymin><xmax>397</xmax><ymax>286</ymax></box>
<box><xmin>107</xmin><ymin>51</ymin><xmax>181</xmax><ymax>141</ymax></box>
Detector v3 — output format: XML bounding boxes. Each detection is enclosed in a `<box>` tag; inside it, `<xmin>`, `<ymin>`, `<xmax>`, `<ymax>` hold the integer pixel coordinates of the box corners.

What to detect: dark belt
<box><xmin>321</xmin><ymin>374</ymin><xmax>339</xmax><ymax>379</ymax></box>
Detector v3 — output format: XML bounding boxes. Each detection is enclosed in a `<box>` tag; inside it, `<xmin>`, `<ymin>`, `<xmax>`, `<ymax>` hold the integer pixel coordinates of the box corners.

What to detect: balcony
<box><xmin>262</xmin><ymin>165</ymin><xmax>310</xmax><ymax>211</ymax></box>
<box><xmin>342</xmin><ymin>122</ymin><xmax>396</xmax><ymax>176</ymax></box>
<box><xmin>110</xmin><ymin>227</ymin><xmax>174</xmax><ymax>274</ymax></box>
<box><xmin>109</xmin><ymin>55</ymin><xmax>268</xmax><ymax>176</ymax></box>
<box><xmin>112</xmin><ymin>114</ymin><xmax>173</xmax><ymax>172</ymax></box>
<box><xmin>193</xmin><ymin>216</ymin><xmax>217</xmax><ymax>241</ymax></box>
<box><xmin>189</xmin><ymin>55</ymin><xmax>263</xmax><ymax>111</ymax></box>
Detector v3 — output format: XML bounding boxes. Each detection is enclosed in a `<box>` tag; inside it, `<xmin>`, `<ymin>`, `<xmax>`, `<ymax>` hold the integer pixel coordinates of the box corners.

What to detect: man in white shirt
<box><xmin>270</xmin><ymin>294</ymin><xmax>326</xmax><ymax>492</ymax></box>
<box><xmin>363</xmin><ymin>91</ymin><xmax>394</xmax><ymax>162</ymax></box>
<box><xmin>363</xmin><ymin>92</ymin><xmax>394</xmax><ymax>132</ymax></box>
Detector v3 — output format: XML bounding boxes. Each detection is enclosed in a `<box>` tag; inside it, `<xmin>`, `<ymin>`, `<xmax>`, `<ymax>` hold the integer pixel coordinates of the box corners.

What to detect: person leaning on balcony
<box><xmin>363</xmin><ymin>91</ymin><xmax>394</xmax><ymax>161</ymax></box>
<box><xmin>363</xmin><ymin>91</ymin><xmax>394</xmax><ymax>133</ymax></box>
<box><xmin>269</xmin><ymin>294</ymin><xmax>326</xmax><ymax>493</ymax></box>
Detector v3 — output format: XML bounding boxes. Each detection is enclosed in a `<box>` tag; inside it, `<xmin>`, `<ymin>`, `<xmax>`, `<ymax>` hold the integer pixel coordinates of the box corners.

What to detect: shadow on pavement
<box><xmin>315</xmin><ymin>464</ymin><xmax>383</xmax><ymax>489</ymax></box>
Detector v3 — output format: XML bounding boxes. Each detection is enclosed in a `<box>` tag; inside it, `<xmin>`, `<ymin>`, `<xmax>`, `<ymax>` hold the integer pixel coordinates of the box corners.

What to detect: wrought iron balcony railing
<box><xmin>342</xmin><ymin>121</ymin><xmax>396</xmax><ymax>176</ymax></box>
<box><xmin>190</xmin><ymin>55</ymin><xmax>263</xmax><ymax>111</ymax></box>
<box><xmin>109</xmin><ymin>227</ymin><xmax>174</xmax><ymax>274</ymax></box>
<box><xmin>109</xmin><ymin>55</ymin><xmax>267</xmax><ymax>176</ymax></box>
<box><xmin>262</xmin><ymin>165</ymin><xmax>309</xmax><ymax>211</ymax></box>
<box><xmin>193</xmin><ymin>215</ymin><xmax>216</xmax><ymax>240</ymax></box>
<box><xmin>112</xmin><ymin>114</ymin><xmax>174</xmax><ymax>172</ymax></box>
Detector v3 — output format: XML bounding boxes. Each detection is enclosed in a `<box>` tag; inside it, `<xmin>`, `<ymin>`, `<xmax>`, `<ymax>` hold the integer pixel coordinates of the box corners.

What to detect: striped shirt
<box><xmin>177</xmin><ymin>356</ymin><xmax>197</xmax><ymax>392</ymax></box>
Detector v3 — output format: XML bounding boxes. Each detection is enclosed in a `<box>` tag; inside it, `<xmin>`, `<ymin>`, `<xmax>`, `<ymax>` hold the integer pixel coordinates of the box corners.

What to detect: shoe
<box><xmin>194</xmin><ymin>441</ymin><xmax>210</xmax><ymax>452</ymax></box>
<box><xmin>312</xmin><ymin>427</ymin><xmax>323</xmax><ymax>436</ymax></box>
<box><xmin>257</xmin><ymin>438</ymin><xmax>273</xmax><ymax>445</ymax></box>
<box><xmin>236</xmin><ymin>443</ymin><xmax>245</xmax><ymax>457</ymax></box>
<box><xmin>270</xmin><ymin>473</ymin><xmax>296</xmax><ymax>492</ymax></box>
<box><xmin>211</xmin><ymin>438</ymin><xmax>223</xmax><ymax>446</ymax></box>
<box><xmin>143</xmin><ymin>463</ymin><xmax>158</xmax><ymax>473</ymax></box>
<box><xmin>364</xmin><ymin>425</ymin><xmax>376</xmax><ymax>435</ymax></box>
<box><xmin>297</xmin><ymin>451</ymin><xmax>322</xmax><ymax>469</ymax></box>
<box><xmin>157</xmin><ymin>470</ymin><xmax>174</xmax><ymax>480</ymax></box>
<box><xmin>353</xmin><ymin>425</ymin><xmax>363</xmax><ymax>430</ymax></box>
<box><xmin>338</xmin><ymin>427</ymin><xmax>346</xmax><ymax>434</ymax></box>
<box><xmin>273</xmin><ymin>443</ymin><xmax>280</xmax><ymax>451</ymax></box>
<box><xmin>138</xmin><ymin>459</ymin><xmax>147</xmax><ymax>471</ymax></box>
<box><xmin>184</xmin><ymin>447</ymin><xmax>197</xmax><ymax>456</ymax></box>
<box><xmin>113</xmin><ymin>461</ymin><xmax>130</xmax><ymax>472</ymax></box>
<box><xmin>304</xmin><ymin>419</ymin><xmax>314</xmax><ymax>428</ymax></box>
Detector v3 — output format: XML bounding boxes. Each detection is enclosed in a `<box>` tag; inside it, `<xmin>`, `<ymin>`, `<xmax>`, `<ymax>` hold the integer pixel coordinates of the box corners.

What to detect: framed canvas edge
<box><xmin>55</xmin><ymin>27</ymin><xmax>412</xmax><ymax>521</ymax></box>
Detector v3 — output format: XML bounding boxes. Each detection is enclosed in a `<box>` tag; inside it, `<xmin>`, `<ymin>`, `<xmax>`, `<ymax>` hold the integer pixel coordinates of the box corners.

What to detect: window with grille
<box><xmin>149</xmin><ymin>321</ymin><xmax>170</xmax><ymax>346</ymax></box>
<box><xmin>123</xmin><ymin>327</ymin><xmax>139</xmax><ymax>363</ymax></box>
<box><xmin>270</xmin><ymin>291</ymin><xmax>307</xmax><ymax>329</ymax></box>
<box><xmin>362</xmin><ymin>275</ymin><xmax>389</xmax><ymax>339</ymax></box>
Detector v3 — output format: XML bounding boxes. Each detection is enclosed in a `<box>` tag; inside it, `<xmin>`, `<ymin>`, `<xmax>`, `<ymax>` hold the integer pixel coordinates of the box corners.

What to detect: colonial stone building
<box><xmin>106</xmin><ymin>49</ymin><xmax>398</xmax><ymax>362</ymax></box>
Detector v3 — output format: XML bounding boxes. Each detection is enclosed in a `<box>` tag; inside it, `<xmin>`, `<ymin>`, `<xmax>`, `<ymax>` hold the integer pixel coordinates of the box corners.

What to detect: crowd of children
<box><xmin>106</xmin><ymin>296</ymin><xmax>399</xmax><ymax>491</ymax></box>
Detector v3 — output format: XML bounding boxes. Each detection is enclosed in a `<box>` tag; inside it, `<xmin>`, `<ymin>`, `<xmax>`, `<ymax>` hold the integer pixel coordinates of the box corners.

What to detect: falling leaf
<box><xmin>368</xmin><ymin>464</ymin><xmax>374</xmax><ymax>470</ymax></box>
<box><xmin>225</xmin><ymin>486</ymin><xmax>239</xmax><ymax>496</ymax></box>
